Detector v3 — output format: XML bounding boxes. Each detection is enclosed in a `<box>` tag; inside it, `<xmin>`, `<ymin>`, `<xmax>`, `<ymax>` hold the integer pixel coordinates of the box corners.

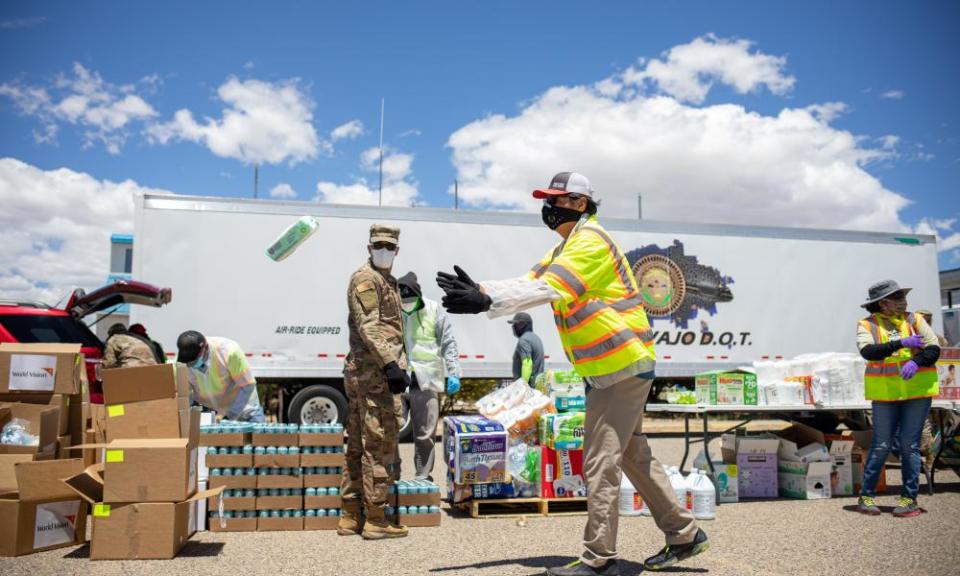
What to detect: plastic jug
<box><xmin>690</xmin><ymin>470</ymin><xmax>717</xmax><ymax>520</ymax></box>
<box><xmin>667</xmin><ymin>466</ymin><xmax>691</xmax><ymax>511</ymax></box>
<box><xmin>618</xmin><ymin>475</ymin><xmax>644</xmax><ymax>517</ymax></box>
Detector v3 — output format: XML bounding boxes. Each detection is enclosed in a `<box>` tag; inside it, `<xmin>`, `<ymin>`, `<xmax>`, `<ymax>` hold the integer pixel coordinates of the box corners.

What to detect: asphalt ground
<box><xmin>3</xmin><ymin>435</ymin><xmax>959</xmax><ymax>576</ymax></box>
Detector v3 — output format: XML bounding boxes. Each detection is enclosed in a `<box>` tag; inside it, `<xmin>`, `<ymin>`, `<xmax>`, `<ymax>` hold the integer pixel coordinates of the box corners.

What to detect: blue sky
<box><xmin>0</xmin><ymin>1</ymin><xmax>958</xmax><ymax>301</ymax></box>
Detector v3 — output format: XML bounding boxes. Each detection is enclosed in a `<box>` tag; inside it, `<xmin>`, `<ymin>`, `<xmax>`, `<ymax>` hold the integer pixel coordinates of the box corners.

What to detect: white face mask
<box><xmin>371</xmin><ymin>248</ymin><xmax>396</xmax><ymax>269</ymax></box>
<box><xmin>401</xmin><ymin>297</ymin><xmax>419</xmax><ymax>313</ymax></box>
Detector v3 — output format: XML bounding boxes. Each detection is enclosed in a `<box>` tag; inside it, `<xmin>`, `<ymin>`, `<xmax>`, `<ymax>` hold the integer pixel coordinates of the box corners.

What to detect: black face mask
<box><xmin>541</xmin><ymin>203</ymin><xmax>583</xmax><ymax>230</ymax></box>
<box><xmin>512</xmin><ymin>323</ymin><xmax>529</xmax><ymax>338</ymax></box>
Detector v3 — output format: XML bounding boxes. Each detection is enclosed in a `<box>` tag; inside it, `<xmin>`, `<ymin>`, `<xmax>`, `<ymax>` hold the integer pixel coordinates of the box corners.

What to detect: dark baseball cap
<box><xmin>533</xmin><ymin>172</ymin><xmax>597</xmax><ymax>201</ymax></box>
<box><xmin>176</xmin><ymin>330</ymin><xmax>206</xmax><ymax>364</ymax></box>
<box><xmin>508</xmin><ymin>312</ymin><xmax>532</xmax><ymax>325</ymax></box>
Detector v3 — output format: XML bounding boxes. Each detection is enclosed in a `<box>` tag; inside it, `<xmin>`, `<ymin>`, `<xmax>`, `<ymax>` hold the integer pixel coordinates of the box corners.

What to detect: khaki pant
<box><xmin>581</xmin><ymin>375</ymin><xmax>698</xmax><ymax>567</ymax></box>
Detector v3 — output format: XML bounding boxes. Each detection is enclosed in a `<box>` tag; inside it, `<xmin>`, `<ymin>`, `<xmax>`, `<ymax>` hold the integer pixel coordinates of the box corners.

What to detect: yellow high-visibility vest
<box><xmin>529</xmin><ymin>216</ymin><xmax>655</xmax><ymax>384</ymax></box>
<box><xmin>859</xmin><ymin>312</ymin><xmax>938</xmax><ymax>402</ymax></box>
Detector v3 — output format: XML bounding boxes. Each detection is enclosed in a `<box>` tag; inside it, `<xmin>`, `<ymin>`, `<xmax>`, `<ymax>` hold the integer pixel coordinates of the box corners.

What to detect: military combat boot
<box><xmin>361</xmin><ymin>519</ymin><xmax>408</xmax><ymax>539</ymax></box>
<box><xmin>337</xmin><ymin>500</ymin><xmax>363</xmax><ymax>536</ymax></box>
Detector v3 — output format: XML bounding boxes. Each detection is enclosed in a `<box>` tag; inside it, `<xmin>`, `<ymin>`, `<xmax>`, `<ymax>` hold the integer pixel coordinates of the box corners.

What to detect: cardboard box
<box><xmin>696</xmin><ymin>369</ymin><xmax>757</xmax><ymax>405</ymax></box>
<box><xmin>850</xmin><ymin>431</ymin><xmax>887</xmax><ymax>494</ymax></box>
<box><xmin>778</xmin><ymin>460</ymin><xmax>832</xmax><ymax>499</ymax></box>
<box><xmin>57</xmin><ymin>434</ymin><xmax>72</xmax><ymax>460</ymax></box>
<box><xmin>303</xmin><ymin>473</ymin><xmax>341</xmax><ymax>488</ymax></box>
<box><xmin>827</xmin><ymin>437</ymin><xmax>855</xmax><ymax>497</ymax></box>
<box><xmin>396</xmin><ymin>492</ymin><xmax>442</xmax><ymax>508</ymax></box>
<box><xmin>696</xmin><ymin>461</ymin><xmax>739</xmax><ymax>503</ymax></box>
<box><xmin>208</xmin><ymin>475</ymin><xmax>257</xmax><ymax>490</ymax></box>
<box><xmin>299</xmin><ymin>432</ymin><xmax>343</xmax><ymax>447</ymax></box>
<box><xmin>303</xmin><ymin>516</ymin><xmax>338</xmax><ymax>530</ymax></box>
<box><xmin>63</xmin><ymin>465</ymin><xmax>222</xmax><ymax>560</ymax></box>
<box><xmin>398</xmin><ymin>512</ymin><xmax>441</xmax><ymax>527</ymax></box>
<box><xmin>300</xmin><ymin>452</ymin><xmax>345</xmax><ymax>468</ymax></box>
<box><xmin>443</xmin><ymin>416</ymin><xmax>508</xmax><ymax>485</ymax></box>
<box><xmin>208</xmin><ymin>516</ymin><xmax>257</xmax><ymax>532</ymax></box>
<box><xmin>0</xmin><ymin>403</ymin><xmax>60</xmax><ymax>459</ymax></box>
<box><xmin>200</xmin><ymin>432</ymin><xmax>250</xmax><ymax>447</ymax></box>
<box><xmin>257</xmin><ymin>517</ymin><xmax>302</xmax><ymax>531</ymax></box>
<box><xmin>735</xmin><ymin>438</ymin><xmax>779</xmax><ymax>499</ymax></box>
<box><xmin>79</xmin><ymin>438</ymin><xmax>198</xmax><ymax>503</ymax></box>
<box><xmin>256</xmin><ymin>495</ymin><xmax>302</xmax><ymax>510</ymax></box>
<box><xmin>0</xmin><ymin>393</ymin><xmax>69</xmax><ymax>436</ymax></box>
<box><xmin>103</xmin><ymin>398</ymin><xmax>194</xmax><ymax>442</ymax></box>
<box><xmin>67</xmin><ymin>394</ymin><xmax>87</xmax><ymax>456</ymax></box>
<box><xmin>775</xmin><ymin>423</ymin><xmax>831</xmax><ymax>465</ymax></box>
<box><xmin>257</xmin><ymin>474</ymin><xmax>303</xmax><ymax>490</ymax></box>
<box><xmin>0</xmin><ymin>343</ymin><xmax>85</xmax><ymax>395</ymax></box>
<box><xmin>101</xmin><ymin>363</ymin><xmax>189</xmax><ymax>405</ymax></box>
<box><xmin>0</xmin><ymin>456</ymin><xmax>88</xmax><ymax>557</ymax></box>
<box><xmin>252</xmin><ymin>432</ymin><xmax>299</xmax><ymax>447</ymax></box>
<box><xmin>255</xmin><ymin>454</ymin><xmax>300</xmax><ymax>468</ymax></box>
<box><xmin>304</xmin><ymin>495</ymin><xmax>339</xmax><ymax>509</ymax></box>
<box><xmin>206</xmin><ymin>453</ymin><xmax>253</xmax><ymax>468</ymax></box>
<box><xmin>540</xmin><ymin>447</ymin><xmax>586</xmax><ymax>498</ymax></box>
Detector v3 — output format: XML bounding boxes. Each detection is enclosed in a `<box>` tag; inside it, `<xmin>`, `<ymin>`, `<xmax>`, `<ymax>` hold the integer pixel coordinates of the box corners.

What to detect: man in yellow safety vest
<box><xmin>437</xmin><ymin>172</ymin><xmax>707</xmax><ymax>575</ymax></box>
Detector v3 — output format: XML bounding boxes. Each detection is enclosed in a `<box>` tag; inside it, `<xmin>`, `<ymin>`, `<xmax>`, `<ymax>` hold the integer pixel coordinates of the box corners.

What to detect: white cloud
<box><xmin>315</xmin><ymin>147</ymin><xmax>419</xmax><ymax>206</ymax></box>
<box><xmin>915</xmin><ymin>218</ymin><xmax>960</xmax><ymax>253</ymax></box>
<box><xmin>243</xmin><ymin>61</ymin><xmax>255</xmax><ymax>70</ymax></box>
<box><xmin>0</xmin><ymin>157</ymin><xmax>173</xmax><ymax>304</ymax></box>
<box><xmin>330</xmin><ymin>119</ymin><xmax>364</xmax><ymax>141</ymax></box>
<box><xmin>269</xmin><ymin>182</ymin><xmax>297</xmax><ymax>199</ymax></box>
<box><xmin>447</xmin><ymin>36</ymin><xmax>921</xmax><ymax>235</ymax></box>
<box><xmin>0</xmin><ymin>17</ymin><xmax>46</xmax><ymax>29</ymax></box>
<box><xmin>147</xmin><ymin>77</ymin><xmax>322</xmax><ymax>165</ymax></box>
<box><xmin>621</xmin><ymin>34</ymin><xmax>795</xmax><ymax>104</ymax></box>
<box><xmin>0</xmin><ymin>63</ymin><xmax>158</xmax><ymax>153</ymax></box>
<box><xmin>880</xmin><ymin>90</ymin><xmax>905</xmax><ymax>100</ymax></box>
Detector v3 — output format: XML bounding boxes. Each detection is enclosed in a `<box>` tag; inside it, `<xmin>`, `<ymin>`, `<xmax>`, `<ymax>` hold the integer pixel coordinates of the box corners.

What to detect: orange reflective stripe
<box><xmin>545</xmin><ymin>262</ymin><xmax>588</xmax><ymax>296</ymax></box>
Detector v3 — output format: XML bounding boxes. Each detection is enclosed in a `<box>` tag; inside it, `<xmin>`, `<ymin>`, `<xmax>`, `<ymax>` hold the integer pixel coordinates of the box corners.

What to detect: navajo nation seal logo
<box><xmin>633</xmin><ymin>254</ymin><xmax>686</xmax><ymax>316</ymax></box>
<box><xmin>625</xmin><ymin>240</ymin><xmax>734</xmax><ymax>329</ymax></box>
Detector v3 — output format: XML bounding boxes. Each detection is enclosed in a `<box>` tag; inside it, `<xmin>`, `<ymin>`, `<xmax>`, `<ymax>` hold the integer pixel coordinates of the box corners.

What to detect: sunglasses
<box><xmin>883</xmin><ymin>292</ymin><xmax>907</xmax><ymax>302</ymax></box>
<box><xmin>371</xmin><ymin>242</ymin><xmax>396</xmax><ymax>250</ymax></box>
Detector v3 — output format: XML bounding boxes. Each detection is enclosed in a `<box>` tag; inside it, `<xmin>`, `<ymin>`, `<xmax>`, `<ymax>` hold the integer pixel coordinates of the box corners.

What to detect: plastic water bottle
<box><xmin>690</xmin><ymin>470</ymin><xmax>717</xmax><ymax>520</ymax></box>
<box><xmin>619</xmin><ymin>475</ymin><xmax>644</xmax><ymax>517</ymax></box>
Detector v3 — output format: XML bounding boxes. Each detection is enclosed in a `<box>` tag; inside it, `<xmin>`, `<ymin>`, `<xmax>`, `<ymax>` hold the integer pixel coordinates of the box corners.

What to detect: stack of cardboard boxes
<box><xmin>0</xmin><ymin>343</ymin><xmax>89</xmax><ymax>463</ymax></box>
<box><xmin>203</xmin><ymin>423</ymin><xmax>350</xmax><ymax>532</ymax></box>
<box><xmin>0</xmin><ymin>343</ymin><xmax>92</xmax><ymax>558</ymax></box>
<box><xmin>62</xmin><ymin>363</ymin><xmax>221</xmax><ymax>560</ymax></box>
<box><xmin>709</xmin><ymin>422</ymin><xmax>878</xmax><ymax>503</ymax></box>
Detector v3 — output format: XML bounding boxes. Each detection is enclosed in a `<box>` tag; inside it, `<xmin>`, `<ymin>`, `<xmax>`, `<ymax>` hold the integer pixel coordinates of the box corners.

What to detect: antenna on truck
<box><xmin>378</xmin><ymin>98</ymin><xmax>385</xmax><ymax>206</ymax></box>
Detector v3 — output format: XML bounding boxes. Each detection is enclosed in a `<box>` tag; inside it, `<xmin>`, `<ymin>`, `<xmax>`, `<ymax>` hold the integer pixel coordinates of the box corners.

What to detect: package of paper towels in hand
<box><xmin>266</xmin><ymin>216</ymin><xmax>319</xmax><ymax>261</ymax></box>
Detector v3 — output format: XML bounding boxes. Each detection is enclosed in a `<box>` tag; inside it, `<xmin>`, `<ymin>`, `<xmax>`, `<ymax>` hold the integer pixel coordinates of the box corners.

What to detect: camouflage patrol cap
<box><xmin>369</xmin><ymin>224</ymin><xmax>400</xmax><ymax>247</ymax></box>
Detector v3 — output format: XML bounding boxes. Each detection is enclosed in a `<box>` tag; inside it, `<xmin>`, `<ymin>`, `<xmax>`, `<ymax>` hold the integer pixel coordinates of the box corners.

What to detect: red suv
<box><xmin>0</xmin><ymin>280</ymin><xmax>171</xmax><ymax>403</ymax></box>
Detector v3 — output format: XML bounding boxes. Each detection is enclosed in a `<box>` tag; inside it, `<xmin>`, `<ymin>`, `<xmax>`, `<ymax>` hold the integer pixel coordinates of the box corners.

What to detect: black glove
<box><xmin>437</xmin><ymin>265</ymin><xmax>479</xmax><ymax>294</ymax></box>
<box><xmin>383</xmin><ymin>361</ymin><xmax>411</xmax><ymax>394</ymax></box>
<box><xmin>442</xmin><ymin>289</ymin><xmax>492</xmax><ymax>314</ymax></box>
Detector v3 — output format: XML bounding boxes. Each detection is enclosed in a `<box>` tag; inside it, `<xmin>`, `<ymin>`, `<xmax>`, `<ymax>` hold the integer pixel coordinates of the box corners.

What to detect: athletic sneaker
<box><xmin>892</xmin><ymin>496</ymin><xmax>922</xmax><ymax>518</ymax></box>
<box><xmin>545</xmin><ymin>559</ymin><xmax>619</xmax><ymax>576</ymax></box>
<box><xmin>857</xmin><ymin>496</ymin><xmax>881</xmax><ymax>516</ymax></box>
<box><xmin>643</xmin><ymin>529</ymin><xmax>709</xmax><ymax>571</ymax></box>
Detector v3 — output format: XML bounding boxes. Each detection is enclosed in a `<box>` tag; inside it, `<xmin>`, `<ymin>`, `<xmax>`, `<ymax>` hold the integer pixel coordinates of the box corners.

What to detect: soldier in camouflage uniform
<box><xmin>338</xmin><ymin>224</ymin><xmax>411</xmax><ymax>540</ymax></box>
<box><xmin>102</xmin><ymin>323</ymin><xmax>160</xmax><ymax>369</ymax></box>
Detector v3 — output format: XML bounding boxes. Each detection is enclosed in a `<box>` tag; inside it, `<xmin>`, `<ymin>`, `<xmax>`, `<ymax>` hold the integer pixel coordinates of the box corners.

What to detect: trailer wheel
<box><xmin>288</xmin><ymin>385</ymin><xmax>348</xmax><ymax>426</ymax></box>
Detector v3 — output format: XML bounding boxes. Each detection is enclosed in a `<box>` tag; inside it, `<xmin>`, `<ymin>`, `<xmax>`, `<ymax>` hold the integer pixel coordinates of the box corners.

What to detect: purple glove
<box><xmin>900</xmin><ymin>360</ymin><xmax>919</xmax><ymax>380</ymax></box>
<box><xmin>899</xmin><ymin>335</ymin><xmax>924</xmax><ymax>349</ymax></box>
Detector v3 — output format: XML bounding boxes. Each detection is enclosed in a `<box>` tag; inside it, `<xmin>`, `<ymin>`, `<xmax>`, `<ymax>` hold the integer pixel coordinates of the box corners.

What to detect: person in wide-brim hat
<box><xmin>854</xmin><ymin>279</ymin><xmax>941</xmax><ymax>518</ymax></box>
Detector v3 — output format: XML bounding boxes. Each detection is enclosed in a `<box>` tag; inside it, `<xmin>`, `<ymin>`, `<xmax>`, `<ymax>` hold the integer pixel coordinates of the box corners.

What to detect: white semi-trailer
<box><xmin>131</xmin><ymin>193</ymin><xmax>941</xmax><ymax>429</ymax></box>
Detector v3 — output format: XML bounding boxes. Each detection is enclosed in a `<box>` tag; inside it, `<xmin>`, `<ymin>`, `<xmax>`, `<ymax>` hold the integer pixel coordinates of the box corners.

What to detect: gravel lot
<box><xmin>3</xmin><ymin>435</ymin><xmax>958</xmax><ymax>576</ymax></box>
